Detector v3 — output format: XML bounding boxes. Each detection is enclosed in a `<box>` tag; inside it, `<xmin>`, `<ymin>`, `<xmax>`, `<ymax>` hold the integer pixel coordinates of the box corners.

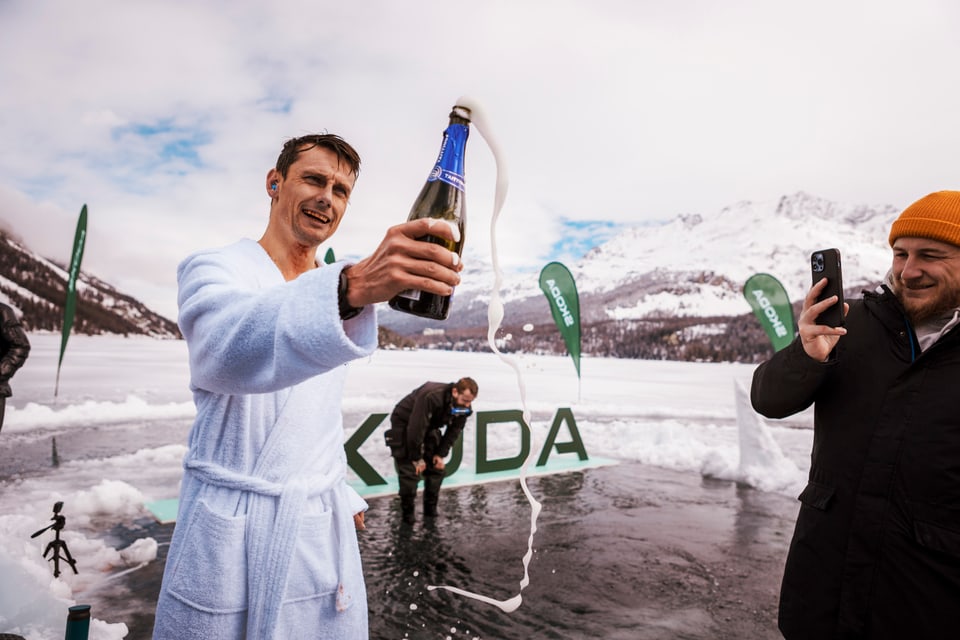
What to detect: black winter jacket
<box><xmin>387</xmin><ymin>382</ymin><xmax>467</xmax><ymax>463</ymax></box>
<box><xmin>0</xmin><ymin>302</ymin><xmax>30</xmax><ymax>398</ymax></box>
<box><xmin>751</xmin><ymin>287</ymin><xmax>960</xmax><ymax>639</ymax></box>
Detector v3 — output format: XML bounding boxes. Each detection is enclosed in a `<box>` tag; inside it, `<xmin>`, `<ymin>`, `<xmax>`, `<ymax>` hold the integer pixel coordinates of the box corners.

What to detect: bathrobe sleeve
<box><xmin>177</xmin><ymin>241</ymin><xmax>377</xmax><ymax>395</ymax></box>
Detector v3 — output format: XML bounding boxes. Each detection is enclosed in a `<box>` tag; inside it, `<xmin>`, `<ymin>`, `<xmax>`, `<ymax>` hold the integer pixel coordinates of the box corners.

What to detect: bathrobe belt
<box><xmin>184</xmin><ymin>458</ymin><xmax>356</xmax><ymax>640</ymax></box>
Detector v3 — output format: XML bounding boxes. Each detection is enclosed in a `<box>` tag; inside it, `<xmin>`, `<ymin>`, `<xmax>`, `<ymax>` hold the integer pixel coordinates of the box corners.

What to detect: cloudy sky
<box><xmin>1</xmin><ymin>0</ymin><xmax>958</xmax><ymax>319</ymax></box>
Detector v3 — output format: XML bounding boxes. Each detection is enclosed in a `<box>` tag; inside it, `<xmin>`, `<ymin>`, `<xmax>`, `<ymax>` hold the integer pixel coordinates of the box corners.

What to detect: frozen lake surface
<box><xmin>0</xmin><ymin>335</ymin><xmax>812</xmax><ymax>639</ymax></box>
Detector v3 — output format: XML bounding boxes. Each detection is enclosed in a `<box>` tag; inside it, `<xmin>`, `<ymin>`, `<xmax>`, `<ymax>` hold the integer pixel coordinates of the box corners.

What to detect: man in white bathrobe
<box><xmin>153</xmin><ymin>134</ymin><xmax>464</xmax><ymax>640</ymax></box>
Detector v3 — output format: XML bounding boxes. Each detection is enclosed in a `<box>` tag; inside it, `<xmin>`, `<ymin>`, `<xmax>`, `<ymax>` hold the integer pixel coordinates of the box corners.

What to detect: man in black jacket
<box><xmin>0</xmin><ymin>301</ymin><xmax>30</xmax><ymax>434</ymax></box>
<box><xmin>386</xmin><ymin>377</ymin><xmax>478</xmax><ymax>524</ymax></box>
<box><xmin>751</xmin><ymin>190</ymin><xmax>960</xmax><ymax>638</ymax></box>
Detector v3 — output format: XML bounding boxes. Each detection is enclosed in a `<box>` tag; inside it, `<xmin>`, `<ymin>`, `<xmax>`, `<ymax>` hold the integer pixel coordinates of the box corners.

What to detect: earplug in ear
<box><xmin>271</xmin><ymin>183</ymin><xmax>278</xmax><ymax>191</ymax></box>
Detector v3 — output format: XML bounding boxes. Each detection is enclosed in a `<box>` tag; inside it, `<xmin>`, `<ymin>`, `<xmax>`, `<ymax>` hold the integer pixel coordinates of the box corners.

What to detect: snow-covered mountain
<box><xmin>0</xmin><ymin>230</ymin><xmax>179</xmax><ymax>338</ymax></box>
<box><xmin>381</xmin><ymin>191</ymin><xmax>900</xmax><ymax>333</ymax></box>
<box><xmin>1</xmin><ymin>190</ymin><xmax>901</xmax><ymax>348</ymax></box>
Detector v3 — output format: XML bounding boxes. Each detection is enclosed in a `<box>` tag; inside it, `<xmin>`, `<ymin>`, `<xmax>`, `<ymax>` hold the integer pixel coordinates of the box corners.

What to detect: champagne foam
<box><xmin>427</xmin><ymin>97</ymin><xmax>542</xmax><ymax>613</ymax></box>
<box><xmin>424</xmin><ymin>217</ymin><xmax>461</xmax><ymax>243</ymax></box>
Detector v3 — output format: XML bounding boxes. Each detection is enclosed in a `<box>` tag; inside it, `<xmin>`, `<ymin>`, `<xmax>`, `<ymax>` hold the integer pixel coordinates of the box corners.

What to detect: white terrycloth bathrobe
<box><xmin>153</xmin><ymin>239</ymin><xmax>376</xmax><ymax>640</ymax></box>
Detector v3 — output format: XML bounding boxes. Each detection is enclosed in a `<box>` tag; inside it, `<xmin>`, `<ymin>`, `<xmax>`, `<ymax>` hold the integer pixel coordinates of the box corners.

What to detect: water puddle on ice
<box><xmin>425</xmin><ymin>97</ymin><xmax>542</xmax><ymax>613</ymax></box>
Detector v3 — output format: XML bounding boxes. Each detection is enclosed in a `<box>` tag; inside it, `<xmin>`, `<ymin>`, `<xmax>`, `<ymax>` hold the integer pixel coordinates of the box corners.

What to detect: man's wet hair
<box><xmin>275</xmin><ymin>134</ymin><xmax>361</xmax><ymax>179</ymax></box>
<box><xmin>455</xmin><ymin>377</ymin><xmax>478</xmax><ymax>395</ymax></box>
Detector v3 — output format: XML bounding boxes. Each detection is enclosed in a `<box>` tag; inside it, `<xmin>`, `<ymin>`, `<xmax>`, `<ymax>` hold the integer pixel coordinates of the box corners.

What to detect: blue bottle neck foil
<box><xmin>428</xmin><ymin>123</ymin><xmax>468</xmax><ymax>192</ymax></box>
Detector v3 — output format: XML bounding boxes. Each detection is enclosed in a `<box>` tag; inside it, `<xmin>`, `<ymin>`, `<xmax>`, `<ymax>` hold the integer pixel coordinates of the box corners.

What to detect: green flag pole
<box><xmin>55</xmin><ymin>205</ymin><xmax>88</xmax><ymax>397</ymax></box>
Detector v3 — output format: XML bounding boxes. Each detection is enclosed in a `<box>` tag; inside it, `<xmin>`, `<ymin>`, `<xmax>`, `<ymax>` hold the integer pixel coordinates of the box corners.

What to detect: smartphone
<box><xmin>811</xmin><ymin>248</ymin><xmax>844</xmax><ymax>326</ymax></box>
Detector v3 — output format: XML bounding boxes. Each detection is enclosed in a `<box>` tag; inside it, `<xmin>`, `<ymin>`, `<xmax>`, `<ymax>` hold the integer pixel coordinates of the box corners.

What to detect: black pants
<box><xmin>394</xmin><ymin>458</ymin><xmax>445</xmax><ymax>516</ymax></box>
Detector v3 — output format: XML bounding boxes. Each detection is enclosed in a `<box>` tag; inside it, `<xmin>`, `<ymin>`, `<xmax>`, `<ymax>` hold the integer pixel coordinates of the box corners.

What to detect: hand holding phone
<box><xmin>811</xmin><ymin>248</ymin><xmax>844</xmax><ymax>327</ymax></box>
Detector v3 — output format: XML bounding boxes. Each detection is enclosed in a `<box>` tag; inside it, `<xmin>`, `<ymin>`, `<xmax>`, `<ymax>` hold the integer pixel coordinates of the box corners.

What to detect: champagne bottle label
<box><xmin>388</xmin><ymin>106</ymin><xmax>470</xmax><ymax>320</ymax></box>
<box><xmin>430</xmin><ymin>123</ymin><xmax>468</xmax><ymax>192</ymax></box>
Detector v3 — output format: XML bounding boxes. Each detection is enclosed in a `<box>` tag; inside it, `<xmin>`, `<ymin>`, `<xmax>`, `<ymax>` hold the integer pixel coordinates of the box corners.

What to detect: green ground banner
<box><xmin>743</xmin><ymin>273</ymin><xmax>794</xmax><ymax>352</ymax></box>
<box><xmin>539</xmin><ymin>262</ymin><xmax>581</xmax><ymax>377</ymax></box>
<box><xmin>56</xmin><ymin>205</ymin><xmax>88</xmax><ymax>396</ymax></box>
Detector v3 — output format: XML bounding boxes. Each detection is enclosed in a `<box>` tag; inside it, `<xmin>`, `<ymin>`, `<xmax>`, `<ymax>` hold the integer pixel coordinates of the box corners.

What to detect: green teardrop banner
<box><xmin>539</xmin><ymin>262</ymin><xmax>581</xmax><ymax>378</ymax></box>
<box><xmin>743</xmin><ymin>273</ymin><xmax>795</xmax><ymax>352</ymax></box>
<box><xmin>55</xmin><ymin>204</ymin><xmax>88</xmax><ymax>396</ymax></box>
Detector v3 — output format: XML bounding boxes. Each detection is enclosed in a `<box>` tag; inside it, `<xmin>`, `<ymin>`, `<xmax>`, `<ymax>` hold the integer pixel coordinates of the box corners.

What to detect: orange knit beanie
<box><xmin>889</xmin><ymin>190</ymin><xmax>960</xmax><ymax>247</ymax></box>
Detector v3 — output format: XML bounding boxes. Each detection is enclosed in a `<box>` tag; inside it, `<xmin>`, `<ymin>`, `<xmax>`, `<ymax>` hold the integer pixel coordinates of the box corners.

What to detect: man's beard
<box><xmin>894</xmin><ymin>280</ymin><xmax>960</xmax><ymax>325</ymax></box>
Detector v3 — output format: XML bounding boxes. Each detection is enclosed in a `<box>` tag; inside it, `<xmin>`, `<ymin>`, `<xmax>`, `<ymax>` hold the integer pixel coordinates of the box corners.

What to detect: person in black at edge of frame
<box><xmin>0</xmin><ymin>300</ymin><xmax>30</xmax><ymax>435</ymax></box>
<box><xmin>386</xmin><ymin>377</ymin><xmax>478</xmax><ymax>524</ymax></box>
<box><xmin>751</xmin><ymin>190</ymin><xmax>960</xmax><ymax>639</ymax></box>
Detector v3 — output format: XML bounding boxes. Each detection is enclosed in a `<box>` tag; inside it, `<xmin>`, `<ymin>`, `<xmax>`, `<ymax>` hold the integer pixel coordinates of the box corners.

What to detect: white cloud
<box><xmin>1</xmin><ymin>0</ymin><xmax>958</xmax><ymax>319</ymax></box>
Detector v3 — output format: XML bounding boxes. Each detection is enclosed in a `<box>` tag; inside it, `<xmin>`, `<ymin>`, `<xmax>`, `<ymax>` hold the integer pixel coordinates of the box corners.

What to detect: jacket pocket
<box><xmin>168</xmin><ymin>499</ymin><xmax>248</xmax><ymax>613</ymax></box>
<box><xmin>914</xmin><ymin>519</ymin><xmax>960</xmax><ymax>558</ymax></box>
<box><xmin>384</xmin><ymin>427</ymin><xmax>406</xmax><ymax>459</ymax></box>
<box><xmin>791</xmin><ymin>482</ymin><xmax>836</xmax><ymax>544</ymax></box>
<box><xmin>798</xmin><ymin>481</ymin><xmax>835</xmax><ymax>510</ymax></box>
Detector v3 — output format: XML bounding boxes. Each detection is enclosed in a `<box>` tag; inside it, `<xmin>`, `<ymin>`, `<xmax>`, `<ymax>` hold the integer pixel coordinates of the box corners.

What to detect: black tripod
<box><xmin>31</xmin><ymin>501</ymin><xmax>78</xmax><ymax>578</ymax></box>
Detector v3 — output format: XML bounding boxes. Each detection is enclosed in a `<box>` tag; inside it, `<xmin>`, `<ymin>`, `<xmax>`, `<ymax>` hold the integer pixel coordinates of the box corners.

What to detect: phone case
<box><xmin>811</xmin><ymin>248</ymin><xmax>844</xmax><ymax>326</ymax></box>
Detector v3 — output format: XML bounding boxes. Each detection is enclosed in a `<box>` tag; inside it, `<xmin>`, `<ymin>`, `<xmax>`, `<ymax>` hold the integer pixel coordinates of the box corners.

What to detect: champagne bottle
<box><xmin>389</xmin><ymin>105</ymin><xmax>471</xmax><ymax>320</ymax></box>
